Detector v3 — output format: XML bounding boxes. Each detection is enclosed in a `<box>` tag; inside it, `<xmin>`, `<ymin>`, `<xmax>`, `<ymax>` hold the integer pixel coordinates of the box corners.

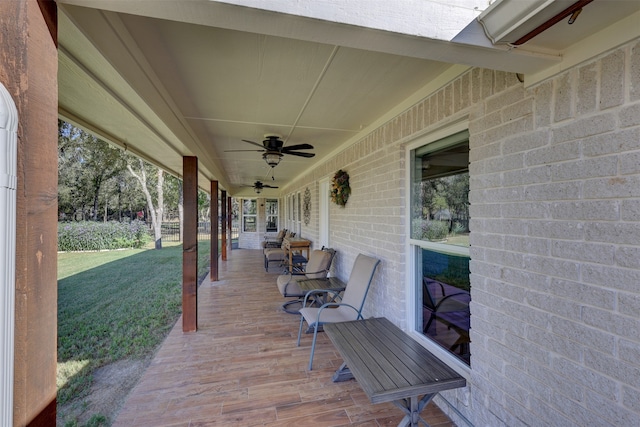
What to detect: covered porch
<box><xmin>114</xmin><ymin>248</ymin><xmax>454</xmax><ymax>426</ymax></box>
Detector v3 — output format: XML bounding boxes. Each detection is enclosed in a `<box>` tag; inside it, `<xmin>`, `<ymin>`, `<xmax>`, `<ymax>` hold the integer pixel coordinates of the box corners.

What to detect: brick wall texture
<box><xmin>283</xmin><ymin>38</ymin><xmax>640</xmax><ymax>426</ymax></box>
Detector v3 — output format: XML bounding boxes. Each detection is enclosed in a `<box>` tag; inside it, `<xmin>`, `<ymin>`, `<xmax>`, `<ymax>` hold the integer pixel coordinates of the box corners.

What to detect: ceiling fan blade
<box><xmin>225</xmin><ymin>149</ymin><xmax>264</xmax><ymax>152</ymax></box>
<box><xmin>282</xmin><ymin>143</ymin><xmax>313</xmax><ymax>151</ymax></box>
<box><xmin>284</xmin><ymin>151</ymin><xmax>315</xmax><ymax>158</ymax></box>
<box><xmin>241</xmin><ymin>139</ymin><xmax>267</xmax><ymax>149</ymax></box>
<box><xmin>262</xmin><ymin>184</ymin><xmax>279</xmax><ymax>189</ymax></box>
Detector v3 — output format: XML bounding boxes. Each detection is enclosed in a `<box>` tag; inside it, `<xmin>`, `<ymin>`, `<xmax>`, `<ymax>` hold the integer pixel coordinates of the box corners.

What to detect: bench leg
<box><xmin>331</xmin><ymin>362</ymin><xmax>354</xmax><ymax>382</ymax></box>
<box><xmin>394</xmin><ymin>394</ymin><xmax>435</xmax><ymax>427</ymax></box>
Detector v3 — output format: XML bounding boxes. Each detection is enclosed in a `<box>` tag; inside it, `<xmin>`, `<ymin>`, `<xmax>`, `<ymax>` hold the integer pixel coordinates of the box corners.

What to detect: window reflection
<box><xmin>411</xmin><ymin>130</ymin><xmax>471</xmax><ymax>365</ymax></box>
<box><xmin>419</xmin><ymin>249</ymin><xmax>470</xmax><ymax>365</ymax></box>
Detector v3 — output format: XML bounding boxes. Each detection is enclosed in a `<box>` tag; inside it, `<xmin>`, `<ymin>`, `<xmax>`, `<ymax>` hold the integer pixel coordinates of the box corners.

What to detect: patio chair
<box><xmin>297</xmin><ymin>253</ymin><xmax>380</xmax><ymax>370</ymax></box>
<box><xmin>262</xmin><ymin>228</ymin><xmax>287</xmax><ymax>249</ymax></box>
<box><xmin>263</xmin><ymin>231</ymin><xmax>295</xmax><ymax>271</ymax></box>
<box><xmin>277</xmin><ymin>247</ymin><xmax>336</xmax><ymax>313</ymax></box>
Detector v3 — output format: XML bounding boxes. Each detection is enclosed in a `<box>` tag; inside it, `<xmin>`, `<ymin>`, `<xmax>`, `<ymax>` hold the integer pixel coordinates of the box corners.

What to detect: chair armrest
<box><xmin>315</xmin><ymin>303</ymin><xmax>361</xmax><ymax>322</ymax></box>
<box><xmin>301</xmin><ymin>268</ymin><xmax>328</xmax><ymax>276</ymax></box>
<box><xmin>435</xmin><ymin>292</ymin><xmax>469</xmax><ymax>312</ymax></box>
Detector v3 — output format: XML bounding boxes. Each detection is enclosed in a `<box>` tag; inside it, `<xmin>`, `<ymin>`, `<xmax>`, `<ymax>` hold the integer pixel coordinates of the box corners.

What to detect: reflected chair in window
<box><xmin>297</xmin><ymin>254</ymin><xmax>381</xmax><ymax>370</ymax></box>
<box><xmin>422</xmin><ymin>277</ymin><xmax>470</xmax><ymax>354</ymax></box>
<box><xmin>277</xmin><ymin>248</ymin><xmax>336</xmax><ymax>314</ymax></box>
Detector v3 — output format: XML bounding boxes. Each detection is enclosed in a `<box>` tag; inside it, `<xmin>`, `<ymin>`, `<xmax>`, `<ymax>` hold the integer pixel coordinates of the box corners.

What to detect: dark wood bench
<box><xmin>324</xmin><ymin>317</ymin><xmax>466</xmax><ymax>427</ymax></box>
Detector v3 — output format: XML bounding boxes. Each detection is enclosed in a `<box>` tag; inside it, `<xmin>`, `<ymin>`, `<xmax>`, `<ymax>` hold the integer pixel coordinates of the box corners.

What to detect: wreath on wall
<box><xmin>330</xmin><ymin>169</ymin><xmax>350</xmax><ymax>206</ymax></box>
<box><xmin>303</xmin><ymin>187</ymin><xmax>311</xmax><ymax>225</ymax></box>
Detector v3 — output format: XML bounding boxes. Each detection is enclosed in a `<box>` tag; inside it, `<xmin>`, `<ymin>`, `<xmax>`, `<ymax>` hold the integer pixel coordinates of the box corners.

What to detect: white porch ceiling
<box><xmin>56</xmin><ymin>0</ymin><xmax>640</xmax><ymax>197</ymax></box>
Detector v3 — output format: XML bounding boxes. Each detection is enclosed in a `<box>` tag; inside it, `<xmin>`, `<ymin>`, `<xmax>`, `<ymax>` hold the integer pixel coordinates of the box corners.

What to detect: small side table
<box><xmin>283</xmin><ymin>237</ymin><xmax>311</xmax><ymax>272</ymax></box>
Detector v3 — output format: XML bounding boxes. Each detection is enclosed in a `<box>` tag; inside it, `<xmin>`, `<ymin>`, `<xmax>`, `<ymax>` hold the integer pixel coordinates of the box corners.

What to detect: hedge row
<box><xmin>58</xmin><ymin>220</ymin><xmax>150</xmax><ymax>252</ymax></box>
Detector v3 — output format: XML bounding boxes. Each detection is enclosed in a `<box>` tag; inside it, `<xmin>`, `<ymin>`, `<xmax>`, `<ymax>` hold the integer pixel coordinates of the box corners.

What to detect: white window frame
<box><xmin>265</xmin><ymin>199</ymin><xmax>278</xmax><ymax>232</ymax></box>
<box><xmin>405</xmin><ymin>119</ymin><xmax>471</xmax><ymax>377</ymax></box>
<box><xmin>319</xmin><ymin>179</ymin><xmax>330</xmax><ymax>248</ymax></box>
<box><xmin>242</xmin><ymin>198</ymin><xmax>257</xmax><ymax>232</ymax></box>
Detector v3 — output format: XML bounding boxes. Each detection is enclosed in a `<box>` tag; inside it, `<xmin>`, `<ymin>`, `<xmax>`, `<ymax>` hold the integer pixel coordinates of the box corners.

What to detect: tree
<box><xmin>127</xmin><ymin>158</ymin><xmax>164</xmax><ymax>249</ymax></box>
<box><xmin>58</xmin><ymin>121</ymin><xmax>127</xmax><ymax>220</ymax></box>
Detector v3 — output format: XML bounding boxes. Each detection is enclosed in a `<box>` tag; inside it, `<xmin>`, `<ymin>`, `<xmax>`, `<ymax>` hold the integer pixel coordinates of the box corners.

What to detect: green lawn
<box><xmin>57</xmin><ymin>241</ymin><xmax>211</xmax><ymax>405</ymax></box>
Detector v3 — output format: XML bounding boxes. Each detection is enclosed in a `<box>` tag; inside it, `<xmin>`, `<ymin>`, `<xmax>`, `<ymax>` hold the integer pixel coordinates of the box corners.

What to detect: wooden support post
<box><xmin>227</xmin><ymin>196</ymin><xmax>233</xmax><ymax>252</ymax></box>
<box><xmin>210</xmin><ymin>181</ymin><xmax>219</xmax><ymax>281</ymax></box>
<box><xmin>221</xmin><ymin>190</ymin><xmax>227</xmax><ymax>261</ymax></box>
<box><xmin>5</xmin><ymin>2</ymin><xmax>59</xmax><ymax>424</ymax></box>
<box><xmin>182</xmin><ymin>156</ymin><xmax>198</xmax><ymax>332</ymax></box>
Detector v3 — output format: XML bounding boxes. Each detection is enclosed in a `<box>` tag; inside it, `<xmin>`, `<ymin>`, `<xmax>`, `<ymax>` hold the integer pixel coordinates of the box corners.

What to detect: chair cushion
<box><xmin>264</xmin><ymin>248</ymin><xmax>286</xmax><ymax>261</ymax></box>
<box><xmin>276</xmin><ymin>274</ymin><xmax>305</xmax><ymax>297</ymax></box>
<box><xmin>304</xmin><ymin>250</ymin><xmax>332</xmax><ymax>279</ymax></box>
<box><xmin>299</xmin><ymin>305</ymin><xmax>358</xmax><ymax>326</ymax></box>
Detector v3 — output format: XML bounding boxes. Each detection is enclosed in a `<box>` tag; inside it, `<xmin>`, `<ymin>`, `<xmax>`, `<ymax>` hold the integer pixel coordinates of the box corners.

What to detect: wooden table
<box><xmin>298</xmin><ymin>276</ymin><xmax>346</xmax><ymax>293</ymax></box>
<box><xmin>324</xmin><ymin>317</ymin><xmax>466</xmax><ymax>427</ymax></box>
<box><xmin>282</xmin><ymin>237</ymin><xmax>311</xmax><ymax>272</ymax></box>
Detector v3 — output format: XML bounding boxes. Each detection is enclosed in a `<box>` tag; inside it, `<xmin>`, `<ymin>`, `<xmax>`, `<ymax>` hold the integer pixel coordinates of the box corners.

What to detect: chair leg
<box><xmin>282</xmin><ymin>298</ymin><xmax>303</xmax><ymax>314</ymax></box>
<box><xmin>424</xmin><ymin>313</ymin><xmax>437</xmax><ymax>334</ymax></box>
<box><xmin>308</xmin><ymin>323</ymin><xmax>320</xmax><ymax>371</ymax></box>
<box><xmin>297</xmin><ymin>315</ymin><xmax>304</xmax><ymax>346</ymax></box>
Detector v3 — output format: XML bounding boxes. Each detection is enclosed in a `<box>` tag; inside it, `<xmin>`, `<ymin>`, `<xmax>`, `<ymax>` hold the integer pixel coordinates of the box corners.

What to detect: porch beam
<box><xmin>210</xmin><ymin>180</ymin><xmax>219</xmax><ymax>281</ymax></box>
<box><xmin>221</xmin><ymin>190</ymin><xmax>227</xmax><ymax>261</ymax></box>
<box><xmin>182</xmin><ymin>156</ymin><xmax>198</xmax><ymax>332</ymax></box>
<box><xmin>227</xmin><ymin>196</ymin><xmax>232</xmax><ymax>252</ymax></box>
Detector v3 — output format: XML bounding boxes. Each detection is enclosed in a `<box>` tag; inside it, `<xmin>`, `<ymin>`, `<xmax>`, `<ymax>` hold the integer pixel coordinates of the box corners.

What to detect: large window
<box><xmin>265</xmin><ymin>199</ymin><xmax>278</xmax><ymax>232</ymax></box>
<box><xmin>242</xmin><ymin>199</ymin><xmax>257</xmax><ymax>232</ymax></box>
<box><xmin>410</xmin><ymin>130</ymin><xmax>471</xmax><ymax>366</ymax></box>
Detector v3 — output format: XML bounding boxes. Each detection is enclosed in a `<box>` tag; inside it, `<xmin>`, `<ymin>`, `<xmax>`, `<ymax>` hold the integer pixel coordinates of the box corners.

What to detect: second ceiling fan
<box><xmin>243</xmin><ymin>180</ymin><xmax>278</xmax><ymax>194</ymax></box>
<box><xmin>227</xmin><ymin>135</ymin><xmax>315</xmax><ymax>168</ymax></box>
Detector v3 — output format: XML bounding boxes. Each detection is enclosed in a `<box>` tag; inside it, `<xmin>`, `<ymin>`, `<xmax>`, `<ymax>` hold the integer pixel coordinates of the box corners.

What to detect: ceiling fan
<box><xmin>226</xmin><ymin>135</ymin><xmax>315</xmax><ymax>168</ymax></box>
<box><xmin>243</xmin><ymin>180</ymin><xmax>279</xmax><ymax>194</ymax></box>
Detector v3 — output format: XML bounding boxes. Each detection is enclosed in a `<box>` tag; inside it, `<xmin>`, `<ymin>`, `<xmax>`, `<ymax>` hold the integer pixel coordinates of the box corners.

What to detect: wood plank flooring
<box><xmin>114</xmin><ymin>249</ymin><xmax>456</xmax><ymax>426</ymax></box>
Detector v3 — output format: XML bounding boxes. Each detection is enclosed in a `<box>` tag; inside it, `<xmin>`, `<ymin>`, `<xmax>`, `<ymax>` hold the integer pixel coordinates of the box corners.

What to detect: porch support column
<box><xmin>182</xmin><ymin>156</ymin><xmax>198</xmax><ymax>332</ymax></box>
<box><xmin>5</xmin><ymin>1</ymin><xmax>59</xmax><ymax>425</ymax></box>
<box><xmin>210</xmin><ymin>180</ymin><xmax>219</xmax><ymax>281</ymax></box>
<box><xmin>227</xmin><ymin>196</ymin><xmax>233</xmax><ymax>252</ymax></box>
<box><xmin>221</xmin><ymin>190</ymin><xmax>227</xmax><ymax>260</ymax></box>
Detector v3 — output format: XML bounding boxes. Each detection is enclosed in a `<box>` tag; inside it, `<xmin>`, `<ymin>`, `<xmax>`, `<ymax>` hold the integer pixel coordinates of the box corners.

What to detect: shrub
<box><xmin>411</xmin><ymin>219</ymin><xmax>449</xmax><ymax>241</ymax></box>
<box><xmin>58</xmin><ymin>220</ymin><xmax>150</xmax><ymax>251</ymax></box>
<box><xmin>452</xmin><ymin>221</ymin><xmax>466</xmax><ymax>235</ymax></box>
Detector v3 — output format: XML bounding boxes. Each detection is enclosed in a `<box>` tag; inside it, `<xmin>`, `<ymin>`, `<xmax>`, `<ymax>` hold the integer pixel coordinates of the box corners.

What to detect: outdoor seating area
<box><xmin>297</xmin><ymin>254</ymin><xmax>381</xmax><ymax>371</ymax></box>
<box><xmin>114</xmin><ymin>249</ymin><xmax>456</xmax><ymax>426</ymax></box>
<box><xmin>277</xmin><ymin>247</ymin><xmax>336</xmax><ymax>313</ymax></box>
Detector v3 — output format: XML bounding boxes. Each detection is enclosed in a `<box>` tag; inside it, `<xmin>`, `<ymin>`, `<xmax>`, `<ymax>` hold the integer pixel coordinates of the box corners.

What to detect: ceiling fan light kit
<box><xmin>263</xmin><ymin>151</ymin><xmax>283</xmax><ymax>168</ymax></box>
<box><xmin>225</xmin><ymin>135</ymin><xmax>315</xmax><ymax>171</ymax></box>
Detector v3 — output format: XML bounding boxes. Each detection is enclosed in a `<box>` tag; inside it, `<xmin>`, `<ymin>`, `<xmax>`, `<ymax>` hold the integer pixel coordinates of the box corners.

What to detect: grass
<box><xmin>57</xmin><ymin>241</ymin><xmax>211</xmax><ymax>406</ymax></box>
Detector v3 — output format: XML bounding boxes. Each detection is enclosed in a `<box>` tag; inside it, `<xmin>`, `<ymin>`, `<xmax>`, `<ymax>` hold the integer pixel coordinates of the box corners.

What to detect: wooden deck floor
<box><xmin>114</xmin><ymin>249</ymin><xmax>456</xmax><ymax>427</ymax></box>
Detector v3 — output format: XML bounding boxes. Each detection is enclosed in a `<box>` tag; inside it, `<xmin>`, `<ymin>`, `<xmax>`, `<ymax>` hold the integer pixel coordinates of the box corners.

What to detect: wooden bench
<box><xmin>324</xmin><ymin>317</ymin><xmax>466</xmax><ymax>427</ymax></box>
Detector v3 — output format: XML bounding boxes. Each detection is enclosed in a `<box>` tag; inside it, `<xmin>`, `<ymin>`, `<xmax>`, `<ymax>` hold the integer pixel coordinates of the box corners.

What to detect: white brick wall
<box><xmin>284</xmin><ymin>38</ymin><xmax>640</xmax><ymax>426</ymax></box>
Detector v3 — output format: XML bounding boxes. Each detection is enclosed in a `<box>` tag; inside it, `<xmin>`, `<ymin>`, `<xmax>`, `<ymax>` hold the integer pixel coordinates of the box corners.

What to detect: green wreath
<box><xmin>330</xmin><ymin>169</ymin><xmax>350</xmax><ymax>206</ymax></box>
